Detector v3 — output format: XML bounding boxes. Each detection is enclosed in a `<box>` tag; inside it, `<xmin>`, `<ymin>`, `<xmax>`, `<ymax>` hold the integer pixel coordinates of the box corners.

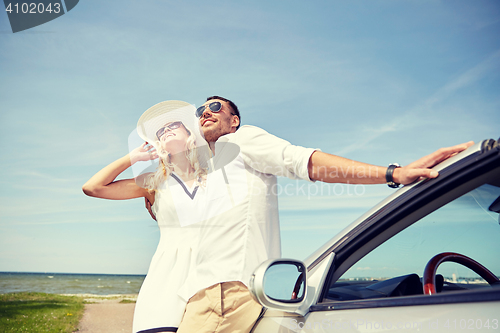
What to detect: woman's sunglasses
<box><xmin>156</xmin><ymin>121</ymin><xmax>182</xmax><ymax>140</ymax></box>
<box><xmin>195</xmin><ymin>101</ymin><xmax>222</xmax><ymax>118</ymax></box>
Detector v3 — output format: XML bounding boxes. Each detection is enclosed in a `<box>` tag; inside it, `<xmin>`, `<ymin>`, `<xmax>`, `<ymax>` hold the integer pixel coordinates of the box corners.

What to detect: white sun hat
<box><xmin>136</xmin><ymin>100</ymin><xmax>207</xmax><ymax>149</ymax></box>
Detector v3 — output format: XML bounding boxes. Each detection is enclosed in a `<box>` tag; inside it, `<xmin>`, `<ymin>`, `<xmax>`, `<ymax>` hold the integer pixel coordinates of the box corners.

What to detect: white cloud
<box><xmin>356</xmin><ymin>267</ymin><xmax>372</xmax><ymax>271</ymax></box>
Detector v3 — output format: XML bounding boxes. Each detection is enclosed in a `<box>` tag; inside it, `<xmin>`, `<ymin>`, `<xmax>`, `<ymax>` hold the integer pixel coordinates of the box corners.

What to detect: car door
<box><xmin>252</xmin><ymin>139</ymin><xmax>500</xmax><ymax>333</ymax></box>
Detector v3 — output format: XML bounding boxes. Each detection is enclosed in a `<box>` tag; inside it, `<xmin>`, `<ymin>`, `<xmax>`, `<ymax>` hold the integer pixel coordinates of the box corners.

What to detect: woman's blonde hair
<box><xmin>143</xmin><ymin>123</ymin><xmax>207</xmax><ymax>191</ymax></box>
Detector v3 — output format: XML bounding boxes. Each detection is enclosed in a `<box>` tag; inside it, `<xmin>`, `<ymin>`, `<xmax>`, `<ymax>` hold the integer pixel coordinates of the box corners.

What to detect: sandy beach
<box><xmin>71</xmin><ymin>294</ymin><xmax>137</xmax><ymax>333</ymax></box>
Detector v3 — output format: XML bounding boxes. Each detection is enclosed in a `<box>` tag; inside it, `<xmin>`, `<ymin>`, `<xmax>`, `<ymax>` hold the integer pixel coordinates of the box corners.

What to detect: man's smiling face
<box><xmin>199</xmin><ymin>99</ymin><xmax>239</xmax><ymax>143</ymax></box>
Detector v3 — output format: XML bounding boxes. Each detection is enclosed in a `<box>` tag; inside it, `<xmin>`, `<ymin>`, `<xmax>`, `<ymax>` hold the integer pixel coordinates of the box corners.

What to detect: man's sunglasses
<box><xmin>195</xmin><ymin>101</ymin><xmax>222</xmax><ymax>118</ymax></box>
<box><xmin>156</xmin><ymin>121</ymin><xmax>182</xmax><ymax>140</ymax></box>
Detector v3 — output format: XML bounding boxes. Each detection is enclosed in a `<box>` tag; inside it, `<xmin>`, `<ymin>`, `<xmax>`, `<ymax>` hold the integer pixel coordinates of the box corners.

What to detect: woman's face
<box><xmin>157</xmin><ymin>121</ymin><xmax>190</xmax><ymax>155</ymax></box>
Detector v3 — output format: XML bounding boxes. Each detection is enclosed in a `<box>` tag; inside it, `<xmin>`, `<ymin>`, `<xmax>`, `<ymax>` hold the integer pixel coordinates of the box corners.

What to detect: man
<box><xmin>150</xmin><ymin>96</ymin><xmax>472</xmax><ymax>333</ymax></box>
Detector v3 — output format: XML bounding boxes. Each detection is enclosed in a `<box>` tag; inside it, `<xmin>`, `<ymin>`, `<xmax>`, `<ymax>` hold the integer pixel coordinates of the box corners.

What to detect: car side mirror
<box><xmin>249</xmin><ymin>258</ymin><xmax>307</xmax><ymax>312</ymax></box>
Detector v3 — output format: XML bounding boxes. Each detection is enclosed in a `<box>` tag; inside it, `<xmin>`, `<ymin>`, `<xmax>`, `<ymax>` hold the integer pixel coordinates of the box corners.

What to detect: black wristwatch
<box><xmin>386</xmin><ymin>163</ymin><xmax>401</xmax><ymax>188</ymax></box>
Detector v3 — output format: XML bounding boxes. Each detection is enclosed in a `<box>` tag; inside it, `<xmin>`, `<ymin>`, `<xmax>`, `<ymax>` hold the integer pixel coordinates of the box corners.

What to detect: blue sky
<box><xmin>0</xmin><ymin>0</ymin><xmax>499</xmax><ymax>275</ymax></box>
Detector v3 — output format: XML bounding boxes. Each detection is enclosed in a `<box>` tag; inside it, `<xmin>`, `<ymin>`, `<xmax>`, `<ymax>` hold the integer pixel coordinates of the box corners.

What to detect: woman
<box><xmin>83</xmin><ymin>100</ymin><xmax>209</xmax><ymax>333</ymax></box>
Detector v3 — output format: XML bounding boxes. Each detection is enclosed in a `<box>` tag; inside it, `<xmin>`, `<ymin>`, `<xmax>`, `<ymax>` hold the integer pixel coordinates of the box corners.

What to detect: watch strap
<box><xmin>386</xmin><ymin>163</ymin><xmax>401</xmax><ymax>188</ymax></box>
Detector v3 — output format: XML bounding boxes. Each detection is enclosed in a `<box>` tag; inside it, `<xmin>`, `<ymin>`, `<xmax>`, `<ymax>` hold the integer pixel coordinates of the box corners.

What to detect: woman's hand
<box><xmin>82</xmin><ymin>142</ymin><xmax>158</xmax><ymax>198</ymax></box>
<box><xmin>82</xmin><ymin>143</ymin><xmax>156</xmax><ymax>200</ymax></box>
<box><xmin>130</xmin><ymin>142</ymin><xmax>158</xmax><ymax>164</ymax></box>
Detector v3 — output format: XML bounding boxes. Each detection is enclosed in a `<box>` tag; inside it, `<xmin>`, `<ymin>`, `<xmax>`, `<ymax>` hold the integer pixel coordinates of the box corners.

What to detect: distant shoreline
<box><xmin>0</xmin><ymin>292</ymin><xmax>139</xmax><ymax>299</ymax></box>
<box><xmin>0</xmin><ymin>292</ymin><xmax>139</xmax><ymax>303</ymax></box>
<box><xmin>0</xmin><ymin>271</ymin><xmax>146</xmax><ymax>277</ymax></box>
<box><xmin>61</xmin><ymin>293</ymin><xmax>138</xmax><ymax>302</ymax></box>
<box><xmin>1</xmin><ymin>272</ymin><xmax>146</xmax><ymax>295</ymax></box>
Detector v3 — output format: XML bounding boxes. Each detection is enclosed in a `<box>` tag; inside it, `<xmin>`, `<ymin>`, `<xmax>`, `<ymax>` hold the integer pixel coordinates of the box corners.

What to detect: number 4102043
<box><xmin>5</xmin><ymin>2</ymin><xmax>62</xmax><ymax>14</ymax></box>
<box><xmin>443</xmin><ymin>319</ymin><xmax>498</xmax><ymax>330</ymax></box>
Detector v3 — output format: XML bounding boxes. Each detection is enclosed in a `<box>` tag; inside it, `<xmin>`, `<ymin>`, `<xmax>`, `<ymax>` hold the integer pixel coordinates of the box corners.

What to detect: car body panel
<box><xmin>295</xmin><ymin>301</ymin><xmax>498</xmax><ymax>332</ymax></box>
<box><xmin>254</xmin><ymin>292</ymin><xmax>500</xmax><ymax>333</ymax></box>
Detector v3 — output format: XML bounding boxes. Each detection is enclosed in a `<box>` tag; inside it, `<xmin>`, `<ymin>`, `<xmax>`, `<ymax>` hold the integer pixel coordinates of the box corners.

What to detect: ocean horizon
<box><xmin>0</xmin><ymin>271</ymin><xmax>146</xmax><ymax>295</ymax></box>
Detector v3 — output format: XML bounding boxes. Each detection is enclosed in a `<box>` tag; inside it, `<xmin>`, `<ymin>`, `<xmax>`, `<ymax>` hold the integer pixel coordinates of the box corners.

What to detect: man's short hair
<box><xmin>206</xmin><ymin>96</ymin><xmax>241</xmax><ymax>130</ymax></box>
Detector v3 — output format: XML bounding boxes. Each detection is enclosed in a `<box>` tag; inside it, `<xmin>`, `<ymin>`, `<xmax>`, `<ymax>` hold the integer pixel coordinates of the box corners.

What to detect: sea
<box><xmin>0</xmin><ymin>272</ymin><xmax>146</xmax><ymax>295</ymax></box>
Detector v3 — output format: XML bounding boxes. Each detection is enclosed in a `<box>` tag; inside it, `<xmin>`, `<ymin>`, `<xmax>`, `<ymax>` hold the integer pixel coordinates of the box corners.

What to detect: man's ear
<box><xmin>231</xmin><ymin>115</ymin><xmax>240</xmax><ymax>132</ymax></box>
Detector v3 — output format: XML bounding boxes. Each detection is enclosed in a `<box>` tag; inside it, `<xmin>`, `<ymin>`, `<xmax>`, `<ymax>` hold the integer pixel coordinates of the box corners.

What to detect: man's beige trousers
<box><xmin>177</xmin><ymin>281</ymin><xmax>263</xmax><ymax>333</ymax></box>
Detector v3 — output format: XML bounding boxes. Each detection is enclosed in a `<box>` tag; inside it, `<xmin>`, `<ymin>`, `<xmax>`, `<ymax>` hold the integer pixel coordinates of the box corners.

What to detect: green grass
<box><xmin>0</xmin><ymin>292</ymin><xmax>84</xmax><ymax>333</ymax></box>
